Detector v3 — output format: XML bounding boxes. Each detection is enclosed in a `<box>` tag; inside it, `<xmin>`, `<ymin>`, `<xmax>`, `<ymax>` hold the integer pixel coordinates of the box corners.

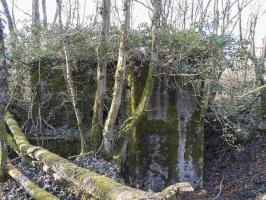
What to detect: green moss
<box><xmin>133</xmin><ymin>104</ymin><xmax>179</xmax><ymax>184</ymax></box>
<box><xmin>124</xmin><ymin>65</ymin><xmax>180</xmax><ymax>187</ymax></box>
<box><xmin>90</xmin><ymin>114</ymin><xmax>102</xmax><ymax>150</ymax></box>
<box><xmin>27</xmin><ymin>182</ymin><xmax>58</xmax><ymax>200</ymax></box>
<box><xmin>7</xmin><ymin>133</ymin><xmax>33</xmax><ymax>164</ymax></box>
<box><xmin>113</xmin><ymin>153</ymin><xmax>121</xmax><ymax>166</ymax></box>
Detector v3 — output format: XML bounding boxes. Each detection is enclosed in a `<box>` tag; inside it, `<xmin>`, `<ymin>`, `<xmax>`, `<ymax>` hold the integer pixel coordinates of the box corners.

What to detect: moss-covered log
<box><xmin>5</xmin><ymin>112</ymin><xmax>193</xmax><ymax>200</ymax></box>
<box><xmin>6</xmin><ymin>162</ymin><xmax>58</xmax><ymax>200</ymax></box>
<box><xmin>7</xmin><ymin>133</ymin><xmax>20</xmax><ymax>154</ymax></box>
<box><xmin>7</xmin><ymin>133</ymin><xmax>33</xmax><ymax>163</ymax></box>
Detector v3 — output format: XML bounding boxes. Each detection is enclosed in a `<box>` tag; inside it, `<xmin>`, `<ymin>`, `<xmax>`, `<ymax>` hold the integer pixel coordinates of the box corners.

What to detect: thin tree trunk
<box><xmin>42</xmin><ymin>0</ymin><xmax>47</xmax><ymax>27</ymax></box>
<box><xmin>118</xmin><ymin>0</ymin><xmax>161</xmax><ymax>139</ymax></box>
<box><xmin>191</xmin><ymin>0</ymin><xmax>194</xmax><ymax>26</ymax></box>
<box><xmin>32</xmin><ymin>0</ymin><xmax>40</xmax><ymax>46</ymax></box>
<box><xmin>53</xmin><ymin>0</ymin><xmax>60</xmax><ymax>26</ymax></box>
<box><xmin>1</xmin><ymin>0</ymin><xmax>17</xmax><ymax>49</ymax></box>
<box><xmin>76</xmin><ymin>0</ymin><xmax>80</xmax><ymax>25</ymax></box>
<box><xmin>238</xmin><ymin>0</ymin><xmax>242</xmax><ymax>41</ymax></box>
<box><xmin>66</xmin><ymin>0</ymin><xmax>72</xmax><ymax>26</ymax></box>
<box><xmin>1</xmin><ymin>0</ymin><xmax>14</xmax><ymax>31</ymax></box>
<box><xmin>11</xmin><ymin>0</ymin><xmax>17</xmax><ymax>30</ymax></box>
<box><xmin>90</xmin><ymin>0</ymin><xmax>111</xmax><ymax>149</ymax></box>
<box><xmin>214</xmin><ymin>0</ymin><xmax>219</xmax><ymax>34</ymax></box>
<box><xmin>0</xmin><ymin>19</ymin><xmax>8</xmax><ymax>182</ymax></box>
<box><xmin>62</xmin><ymin>46</ymin><xmax>89</xmax><ymax>153</ymax></box>
<box><xmin>56</xmin><ymin>0</ymin><xmax>62</xmax><ymax>26</ymax></box>
<box><xmin>57</xmin><ymin>0</ymin><xmax>89</xmax><ymax>153</ymax></box>
<box><xmin>102</xmin><ymin>0</ymin><xmax>131</xmax><ymax>159</ymax></box>
<box><xmin>31</xmin><ymin>0</ymin><xmax>42</xmax><ymax>139</ymax></box>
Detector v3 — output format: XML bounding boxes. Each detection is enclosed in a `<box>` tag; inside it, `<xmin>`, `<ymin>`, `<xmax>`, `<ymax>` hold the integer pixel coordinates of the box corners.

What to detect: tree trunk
<box><xmin>7</xmin><ymin>162</ymin><xmax>58</xmax><ymax>200</ymax></box>
<box><xmin>261</xmin><ymin>38</ymin><xmax>266</xmax><ymax>115</ymax></box>
<box><xmin>90</xmin><ymin>0</ymin><xmax>111</xmax><ymax>149</ymax></box>
<box><xmin>56</xmin><ymin>0</ymin><xmax>89</xmax><ymax>153</ymax></box>
<box><xmin>31</xmin><ymin>0</ymin><xmax>42</xmax><ymax>137</ymax></box>
<box><xmin>213</xmin><ymin>0</ymin><xmax>219</xmax><ymax>34</ymax></box>
<box><xmin>0</xmin><ymin>19</ymin><xmax>8</xmax><ymax>182</ymax></box>
<box><xmin>42</xmin><ymin>0</ymin><xmax>47</xmax><ymax>27</ymax></box>
<box><xmin>101</xmin><ymin>0</ymin><xmax>131</xmax><ymax>159</ymax></box>
<box><xmin>238</xmin><ymin>0</ymin><xmax>242</xmax><ymax>41</ymax></box>
<box><xmin>1</xmin><ymin>0</ymin><xmax>14</xmax><ymax>31</ymax></box>
<box><xmin>118</xmin><ymin>0</ymin><xmax>160</xmax><ymax>139</ymax></box>
<box><xmin>6</xmin><ymin>113</ymin><xmax>193</xmax><ymax>200</ymax></box>
<box><xmin>56</xmin><ymin>0</ymin><xmax>62</xmax><ymax>26</ymax></box>
<box><xmin>32</xmin><ymin>0</ymin><xmax>40</xmax><ymax>46</ymax></box>
<box><xmin>62</xmin><ymin>45</ymin><xmax>89</xmax><ymax>153</ymax></box>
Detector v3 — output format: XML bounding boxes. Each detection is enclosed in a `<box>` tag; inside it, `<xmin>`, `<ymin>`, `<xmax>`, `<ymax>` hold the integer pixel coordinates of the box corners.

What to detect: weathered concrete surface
<box><xmin>122</xmin><ymin>66</ymin><xmax>205</xmax><ymax>192</ymax></box>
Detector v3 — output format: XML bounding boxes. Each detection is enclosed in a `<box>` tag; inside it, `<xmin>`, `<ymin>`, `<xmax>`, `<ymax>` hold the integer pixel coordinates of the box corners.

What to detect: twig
<box><xmin>237</xmin><ymin>84</ymin><xmax>266</xmax><ymax>98</ymax></box>
<box><xmin>133</xmin><ymin>0</ymin><xmax>152</xmax><ymax>11</ymax></box>
<box><xmin>67</xmin><ymin>151</ymin><xmax>95</xmax><ymax>160</ymax></box>
<box><xmin>212</xmin><ymin>174</ymin><xmax>225</xmax><ymax>200</ymax></box>
<box><xmin>6</xmin><ymin>149</ymin><xmax>39</xmax><ymax>164</ymax></box>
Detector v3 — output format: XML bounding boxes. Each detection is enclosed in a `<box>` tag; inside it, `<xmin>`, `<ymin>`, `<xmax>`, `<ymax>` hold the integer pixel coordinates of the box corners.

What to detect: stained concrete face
<box><xmin>122</xmin><ymin>74</ymin><xmax>205</xmax><ymax>192</ymax></box>
<box><xmin>176</xmin><ymin>85</ymin><xmax>203</xmax><ymax>188</ymax></box>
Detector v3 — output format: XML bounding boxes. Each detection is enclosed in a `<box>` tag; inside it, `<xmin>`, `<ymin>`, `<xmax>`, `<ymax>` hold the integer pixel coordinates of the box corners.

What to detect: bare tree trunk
<box><xmin>57</xmin><ymin>0</ymin><xmax>89</xmax><ymax>153</ymax></box>
<box><xmin>53</xmin><ymin>0</ymin><xmax>62</xmax><ymax>25</ymax></box>
<box><xmin>191</xmin><ymin>0</ymin><xmax>195</xmax><ymax>26</ymax></box>
<box><xmin>118</xmin><ymin>0</ymin><xmax>161</xmax><ymax>140</ymax></box>
<box><xmin>56</xmin><ymin>0</ymin><xmax>62</xmax><ymax>26</ymax></box>
<box><xmin>11</xmin><ymin>0</ymin><xmax>16</xmax><ymax>29</ymax></box>
<box><xmin>0</xmin><ymin>19</ymin><xmax>8</xmax><ymax>182</ymax></box>
<box><xmin>213</xmin><ymin>0</ymin><xmax>219</xmax><ymax>34</ymax></box>
<box><xmin>31</xmin><ymin>0</ymin><xmax>42</xmax><ymax>141</ymax></box>
<box><xmin>76</xmin><ymin>0</ymin><xmax>80</xmax><ymax>25</ymax></box>
<box><xmin>90</xmin><ymin>0</ymin><xmax>111</xmax><ymax>149</ymax></box>
<box><xmin>32</xmin><ymin>0</ymin><xmax>40</xmax><ymax>46</ymax></box>
<box><xmin>1</xmin><ymin>0</ymin><xmax>14</xmax><ymax>31</ymax></box>
<box><xmin>182</xmin><ymin>0</ymin><xmax>188</xmax><ymax>30</ymax></box>
<box><xmin>238</xmin><ymin>0</ymin><xmax>242</xmax><ymax>41</ymax></box>
<box><xmin>42</xmin><ymin>0</ymin><xmax>47</xmax><ymax>27</ymax></box>
<box><xmin>102</xmin><ymin>0</ymin><xmax>131</xmax><ymax>159</ymax></box>
<box><xmin>1</xmin><ymin>0</ymin><xmax>17</xmax><ymax>49</ymax></box>
<box><xmin>250</xmin><ymin>13</ymin><xmax>260</xmax><ymax>85</ymax></box>
<box><xmin>62</xmin><ymin>45</ymin><xmax>89</xmax><ymax>153</ymax></box>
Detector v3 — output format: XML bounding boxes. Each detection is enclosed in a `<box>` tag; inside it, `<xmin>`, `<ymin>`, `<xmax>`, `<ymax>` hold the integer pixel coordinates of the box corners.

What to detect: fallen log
<box><xmin>7</xmin><ymin>133</ymin><xmax>33</xmax><ymax>163</ymax></box>
<box><xmin>6</xmin><ymin>162</ymin><xmax>58</xmax><ymax>200</ymax></box>
<box><xmin>7</xmin><ymin>133</ymin><xmax>20</xmax><ymax>154</ymax></box>
<box><xmin>5</xmin><ymin>112</ymin><xmax>193</xmax><ymax>200</ymax></box>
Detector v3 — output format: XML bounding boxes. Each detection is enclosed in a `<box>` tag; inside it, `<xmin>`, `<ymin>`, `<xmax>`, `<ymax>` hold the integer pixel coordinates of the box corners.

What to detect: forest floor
<box><xmin>0</xmin><ymin>153</ymin><xmax>122</xmax><ymax>200</ymax></box>
<box><xmin>0</xmin><ymin>160</ymin><xmax>78</xmax><ymax>200</ymax></box>
<box><xmin>0</xmin><ymin>134</ymin><xmax>265</xmax><ymax>199</ymax></box>
<box><xmin>193</xmin><ymin>134</ymin><xmax>266</xmax><ymax>200</ymax></box>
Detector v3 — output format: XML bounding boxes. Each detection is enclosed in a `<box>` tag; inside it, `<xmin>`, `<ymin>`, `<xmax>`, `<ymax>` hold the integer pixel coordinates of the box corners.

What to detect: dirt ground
<box><xmin>193</xmin><ymin>134</ymin><xmax>266</xmax><ymax>200</ymax></box>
